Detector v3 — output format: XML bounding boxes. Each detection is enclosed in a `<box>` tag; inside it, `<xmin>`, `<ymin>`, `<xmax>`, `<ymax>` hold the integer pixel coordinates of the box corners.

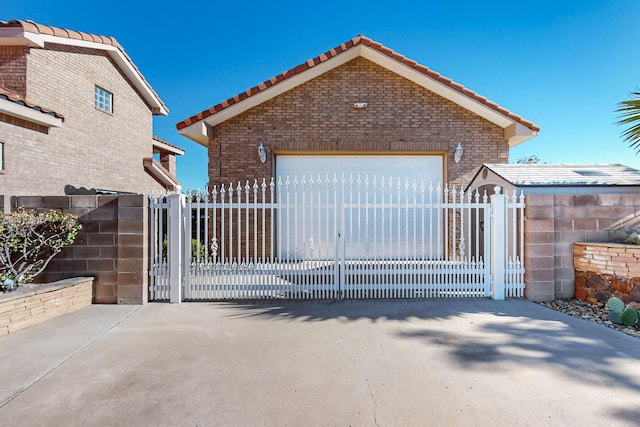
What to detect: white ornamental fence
<box><xmin>149</xmin><ymin>175</ymin><xmax>525</xmax><ymax>302</ymax></box>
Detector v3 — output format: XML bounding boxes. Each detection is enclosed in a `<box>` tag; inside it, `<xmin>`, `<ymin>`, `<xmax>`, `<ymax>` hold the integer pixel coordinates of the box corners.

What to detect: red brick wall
<box><xmin>208</xmin><ymin>57</ymin><xmax>507</xmax><ymax>189</ymax></box>
<box><xmin>0</xmin><ymin>46</ymin><xmax>27</xmax><ymax>95</ymax></box>
<box><xmin>11</xmin><ymin>194</ymin><xmax>148</xmax><ymax>304</ymax></box>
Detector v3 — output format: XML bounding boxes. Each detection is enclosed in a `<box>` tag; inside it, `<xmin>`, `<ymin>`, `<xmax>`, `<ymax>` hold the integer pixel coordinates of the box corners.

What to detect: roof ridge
<box><xmin>176</xmin><ymin>35</ymin><xmax>540</xmax><ymax>133</ymax></box>
<box><xmin>1</xmin><ymin>19</ymin><xmax>122</xmax><ymax>50</ymax></box>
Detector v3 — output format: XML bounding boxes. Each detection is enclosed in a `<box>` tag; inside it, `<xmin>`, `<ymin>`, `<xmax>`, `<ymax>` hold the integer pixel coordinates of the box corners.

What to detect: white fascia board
<box><xmin>178</xmin><ymin>121</ymin><xmax>210</xmax><ymax>146</ymax></box>
<box><xmin>505</xmin><ymin>122</ymin><xmax>538</xmax><ymax>147</ymax></box>
<box><xmin>152</xmin><ymin>138</ymin><xmax>185</xmax><ymax>156</ymax></box>
<box><xmin>0</xmin><ymin>28</ymin><xmax>45</xmax><ymax>47</ymax></box>
<box><xmin>25</xmin><ymin>32</ymin><xmax>168</xmax><ymax>116</ymax></box>
<box><xmin>200</xmin><ymin>46</ymin><xmax>362</xmax><ymax>130</ymax></box>
<box><xmin>360</xmin><ymin>47</ymin><xmax>537</xmax><ymax>138</ymax></box>
<box><xmin>144</xmin><ymin>158</ymin><xmax>180</xmax><ymax>189</ymax></box>
<box><xmin>0</xmin><ymin>98</ymin><xmax>63</xmax><ymax>127</ymax></box>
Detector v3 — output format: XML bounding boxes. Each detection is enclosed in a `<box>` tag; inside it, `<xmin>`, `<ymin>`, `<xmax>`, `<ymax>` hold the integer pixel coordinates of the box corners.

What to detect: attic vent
<box><xmin>573</xmin><ymin>169</ymin><xmax>611</xmax><ymax>177</ymax></box>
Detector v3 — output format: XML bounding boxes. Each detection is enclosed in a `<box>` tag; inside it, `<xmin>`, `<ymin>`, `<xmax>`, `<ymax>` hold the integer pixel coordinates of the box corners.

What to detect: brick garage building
<box><xmin>177</xmin><ymin>35</ymin><xmax>539</xmax><ymax>190</ymax></box>
<box><xmin>0</xmin><ymin>20</ymin><xmax>184</xmax><ymax>207</ymax></box>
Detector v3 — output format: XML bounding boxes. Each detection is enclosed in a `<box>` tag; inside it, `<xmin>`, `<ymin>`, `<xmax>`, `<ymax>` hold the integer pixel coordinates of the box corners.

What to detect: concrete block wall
<box><xmin>525</xmin><ymin>193</ymin><xmax>640</xmax><ymax>301</ymax></box>
<box><xmin>10</xmin><ymin>194</ymin><xmax>148</xmax><ymax>304</ymax></box>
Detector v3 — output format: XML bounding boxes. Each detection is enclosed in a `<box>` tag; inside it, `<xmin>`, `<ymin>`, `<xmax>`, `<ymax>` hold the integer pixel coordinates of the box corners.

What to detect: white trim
<box><xmin>0</xmin><ymin>98</ymin><xmax>63</xmax><ymax>127</ymax></box>
<box><xmin>0</xmin><ymin>28</ymin><xmax>168</xmax><ymax>116</ymax></box>
<box><xmin>144</xmin><ymin>158</ymin><xmax>180</xmax><ymax>190</ymax></box>
<box><xmin>179</xmin><ymin>44</ymin><xmax>537</xmax><ymax>147</ymax></box>
<box><xmin>153</xmin><ymin>138</ymin><xmax>185</xmax><ymax>156</ymax></box>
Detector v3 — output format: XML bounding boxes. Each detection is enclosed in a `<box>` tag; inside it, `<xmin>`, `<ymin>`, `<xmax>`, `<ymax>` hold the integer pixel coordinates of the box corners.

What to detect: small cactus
<box><xmin>608</xmin><ymin>311</ymin><xmax>622</xmax><ymax>324</ymax></box>
<box><xmin>606</xmin><ymin>297</ymin><xmax>640</xmax><ymax>328</ymax></box>
<box><xmin>611</xmin><ymin>227</ymin><xmax>640</xmax><ymax>245</ymax></box>
<box><xmin>607</xmin><ymin>297</ymin><xmax>625</xmax><ymax>312</ymax></box>
<box><xmin>621</xmin><ymin>308</ymin><xmax>639</xmax><ymax>327</ymax></box>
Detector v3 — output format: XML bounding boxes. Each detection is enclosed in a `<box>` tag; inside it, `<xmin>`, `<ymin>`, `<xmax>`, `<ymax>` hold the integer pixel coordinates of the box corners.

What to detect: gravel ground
<box><xmin>539</xmin><ymin>298</ymin><xmax>640</xmax><ymax>339</ymax></box>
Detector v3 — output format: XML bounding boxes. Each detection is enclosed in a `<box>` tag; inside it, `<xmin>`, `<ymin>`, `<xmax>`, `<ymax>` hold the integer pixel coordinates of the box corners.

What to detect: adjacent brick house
<box><xmin>177</xmin><ymin>35</ymin><xmax>539</xmax><ymax>189</ymax></box>
<box><xmin>0</xmin><ymin>20</ymin><xmax>183</xmax><ymax>208</ymax></box>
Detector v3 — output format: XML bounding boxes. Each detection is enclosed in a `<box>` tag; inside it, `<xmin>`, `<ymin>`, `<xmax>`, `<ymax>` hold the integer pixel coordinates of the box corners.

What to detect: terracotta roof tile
<box><xmin>176</xmin><ymin>35</ymin><xmax>540</xmax><ymax>133</ymax></box>
<box><xmin>0</xmin><ymin>20</ymin><xmax>167</xmax><ymax>114</ymax></box>
<box><xmin>152</xmin><ymin>135</ymin><xmax>184</xmax><ymax>154</ymax></box>
<box><xmin>0</xmin><ymin>85</ymin><xmax>64</xmax><ymax>120</ymax></box>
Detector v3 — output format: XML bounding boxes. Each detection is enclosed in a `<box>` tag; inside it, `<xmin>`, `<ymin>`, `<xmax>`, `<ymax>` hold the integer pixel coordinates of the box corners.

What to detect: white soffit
<box><xmin>0</xmin><ymin>98</ymin><xmax>63</xmax><ymax>127</ymax></box>
<box><xmin>143</xmin><ymin>158</ymin><xmax>180</xmax><ymax>189</ymax></box>
<box><xmin>201</xmin><ymin>48</ymin><xmax>361</xmax><ymax>129</ymax></box>
<box><xmin>152</xmin><ymin>138</ymin><xmax>185</xmax><ymax>156</ymax></box>
<box><xmin>180</xmin><ymin>43</ymin><xmax>537</xmax><ymax>146</ymax></box>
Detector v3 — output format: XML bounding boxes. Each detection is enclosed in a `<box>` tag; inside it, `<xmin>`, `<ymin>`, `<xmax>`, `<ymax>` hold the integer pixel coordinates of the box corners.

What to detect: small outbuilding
<box><xmin>468</xmin><ymin>163</ymin><xmax>640</xmax><ymax>195</ymax></box>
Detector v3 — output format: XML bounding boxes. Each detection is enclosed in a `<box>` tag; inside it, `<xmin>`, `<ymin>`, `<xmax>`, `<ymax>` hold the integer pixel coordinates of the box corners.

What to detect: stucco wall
<box><xmin>0</xmin><ymin>43</ymin><xmax>164</xmax><ymax>197</ymax></box>
<box><xmin>208</xmin><ymin>57</ymin><xmax>507</xmax><ymax>189</ymax></box>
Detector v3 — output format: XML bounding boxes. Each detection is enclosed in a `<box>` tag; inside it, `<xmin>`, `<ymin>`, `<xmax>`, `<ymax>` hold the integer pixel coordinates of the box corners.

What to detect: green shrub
<box><xmin>0</xmin><ymin>209</ymin><xmax>82</xmax><ymax>291</ymax></box>
<box><xmin>161</xmin><ymin>236</ymin><xmax>209</xmax><ymax>261</ymax></box>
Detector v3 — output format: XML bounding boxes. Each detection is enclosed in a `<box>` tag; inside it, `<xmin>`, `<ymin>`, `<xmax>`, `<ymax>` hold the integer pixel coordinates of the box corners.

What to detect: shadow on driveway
<box><xmin>217</xmin><ymin>298</ymin><xmax>640</xmax><ymax>395</ymax></box>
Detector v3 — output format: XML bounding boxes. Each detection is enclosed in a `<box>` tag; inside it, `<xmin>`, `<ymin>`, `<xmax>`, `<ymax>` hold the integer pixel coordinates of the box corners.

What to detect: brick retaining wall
<box><xmin>573</xmin><ymin>242</ymin><xmax>640</xmax><ymax>305</ymax></box>
<box><xmin>0</xmin><ymin>277</ymin><xmax>93</xmax><ymax>336</ymax></box>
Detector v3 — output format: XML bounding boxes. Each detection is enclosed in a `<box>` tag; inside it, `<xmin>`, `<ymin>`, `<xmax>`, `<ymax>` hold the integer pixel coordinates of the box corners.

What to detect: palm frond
<box><xmin>616</xmin><ymin>91</ymin><xmax>640</xmax><ymax>152</ymax></box>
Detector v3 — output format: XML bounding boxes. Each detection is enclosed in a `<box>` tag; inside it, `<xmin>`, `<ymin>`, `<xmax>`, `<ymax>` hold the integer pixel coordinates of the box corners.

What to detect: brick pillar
<box><xmin>523</xmin><ymin>194</ymin><xmax>555</xmax><ymax>301</ymax></box>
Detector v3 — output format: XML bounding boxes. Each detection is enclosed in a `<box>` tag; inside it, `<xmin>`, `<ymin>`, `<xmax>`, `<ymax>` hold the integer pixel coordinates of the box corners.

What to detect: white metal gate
<box><xmin>149</xmin><ymin>175</ymin><xmax>525</xmax><ymax>302</ymax></box>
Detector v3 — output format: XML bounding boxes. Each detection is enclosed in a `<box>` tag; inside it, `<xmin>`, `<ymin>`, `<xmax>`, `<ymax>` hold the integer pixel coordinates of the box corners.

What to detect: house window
<box><xmin>0</xmin><ymin>142</ymin><xmax>4</xmax><ymax>171</ymax></box>
<box><xmin>94</xmin><ymin>86</ymin><xmax>113</xmax><ymax>113</ymax></box>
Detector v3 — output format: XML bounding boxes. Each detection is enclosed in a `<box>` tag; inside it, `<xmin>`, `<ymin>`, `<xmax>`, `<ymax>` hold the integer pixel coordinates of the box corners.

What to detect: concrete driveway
<box><xmin>1</xmin><ymin>299</ymin><xmax>640</xmax><ymax>426</ymax></box>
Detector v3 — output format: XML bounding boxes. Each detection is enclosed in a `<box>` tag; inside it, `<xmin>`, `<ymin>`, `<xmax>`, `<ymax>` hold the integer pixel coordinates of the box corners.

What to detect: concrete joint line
<box><xmin>364</xmin><ymin>368</ymin><xmax>380</xmax><ymax>427</ymax></box>
<box><xmin>364</xmin><ymin>344</ymin><xmax>384</xmax><ymax>427</ymax></box>
<box><xmin>0</xmin><ymin>306</ymin><xmax>142</xmax><ymax>409</ymax></box>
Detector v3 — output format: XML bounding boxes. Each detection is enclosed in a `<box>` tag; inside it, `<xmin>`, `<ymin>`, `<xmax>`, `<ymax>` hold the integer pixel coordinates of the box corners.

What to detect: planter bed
<box><xmin>0</xmin><ymin>277</ymin><xmax>93</xmax><ymax>336</ymax></box>
<box><xmin>574</xmin><ymin>242</ymin><xmax>640</xmax><ymax>306</ymax></box>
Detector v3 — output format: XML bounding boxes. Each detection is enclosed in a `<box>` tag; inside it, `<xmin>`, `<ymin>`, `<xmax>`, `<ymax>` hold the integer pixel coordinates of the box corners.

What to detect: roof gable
<box><xmin>177</xmin><ymin>35</ymin><xmax>539</xmax><ymax>147</ymax></box>
<box><xmin>0</xmin><ymin>20</ymin><xmax>168</xmax><ymax>116</ymax></box>
<box><xmin>473</xmin><ymin>164</ymin><xmax>640</xmax><ymax>187</ymax></box>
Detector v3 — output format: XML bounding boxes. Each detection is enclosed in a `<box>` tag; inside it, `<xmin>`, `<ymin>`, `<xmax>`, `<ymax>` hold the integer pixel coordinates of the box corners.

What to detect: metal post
<box><xmin>168</xmin><ymin>193</ymin><xmax>185</xmax><ymax>303</ymax></box>
<box><xmin>490</xmin><ymin>186</ymin><xmax>506</xmax><ymax>300</ymax></box>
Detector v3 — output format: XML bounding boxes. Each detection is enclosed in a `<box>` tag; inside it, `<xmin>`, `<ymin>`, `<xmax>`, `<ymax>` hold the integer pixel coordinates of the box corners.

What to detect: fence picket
<box><xmin>149</xmin><ymin>176</ymin><xmax>525</xmax><ymax>301</ymax></box>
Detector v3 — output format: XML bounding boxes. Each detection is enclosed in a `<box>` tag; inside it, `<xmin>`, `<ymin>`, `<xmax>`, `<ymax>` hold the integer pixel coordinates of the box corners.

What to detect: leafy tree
<box><xmin>0</xmin><ymin>209</ymin><xmax>81</xmax><ymax>291</ymax></box>
<box><xmin>516</xmin><ymin>155</ymin><xmax>543</xmax><ymax>164</ymax></box>
<box><xmin>617</xmin><ymin>91</ymin><xmax>640</xmax><ymax>152</ymax></box>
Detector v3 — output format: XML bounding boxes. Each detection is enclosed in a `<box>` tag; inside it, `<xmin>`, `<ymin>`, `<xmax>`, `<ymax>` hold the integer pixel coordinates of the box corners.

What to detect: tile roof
<box><xmin>143</xmin><ymin>157</ymin><xmax>181</xmax><ymax>190</ymax></box>
<box><xmin>176</xmin><ymin>35</ymin><xmax>540</xmax><ymax>133</ymax></box>
<box><xmin>0</xmin><ymin>19</ymin><xmax>122</xmax><ymax>48</ymax></box>
<box><xmin>0</xmin><ymin>85</ymin><xmax>64</xmax><ymax>120</ymax></box>
<box><xmin>0</xmin><ymin>20</ymin><xmax>168</xmax><ymax>115</ymax></box>
<box><xmin>152</xmin><ymin>135</ymin><xmax>185</xmax><ymax>155</ymax></box>
<box><xmin>481</xmin><ymin>164</ymin><xmax>640</xmax><ymax>187</ymax></box>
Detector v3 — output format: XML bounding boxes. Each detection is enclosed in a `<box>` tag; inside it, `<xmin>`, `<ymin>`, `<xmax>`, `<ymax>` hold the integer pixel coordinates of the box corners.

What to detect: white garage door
<box><xmin>277</xmin><ymin>155</ymin><xmax>443</xmax><ymax>185</ymax></box>
<box><xmin>275</xmin><ymin>155</ymin><xmax>444</xmax><ymax>260</ymax></box>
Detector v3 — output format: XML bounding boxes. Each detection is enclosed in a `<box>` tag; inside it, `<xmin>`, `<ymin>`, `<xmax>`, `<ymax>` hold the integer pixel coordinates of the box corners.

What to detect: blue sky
<box><xmin>6</xmin><ymin>1</ymin><xmax>640</xmax><ymax>190</ymax></box>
